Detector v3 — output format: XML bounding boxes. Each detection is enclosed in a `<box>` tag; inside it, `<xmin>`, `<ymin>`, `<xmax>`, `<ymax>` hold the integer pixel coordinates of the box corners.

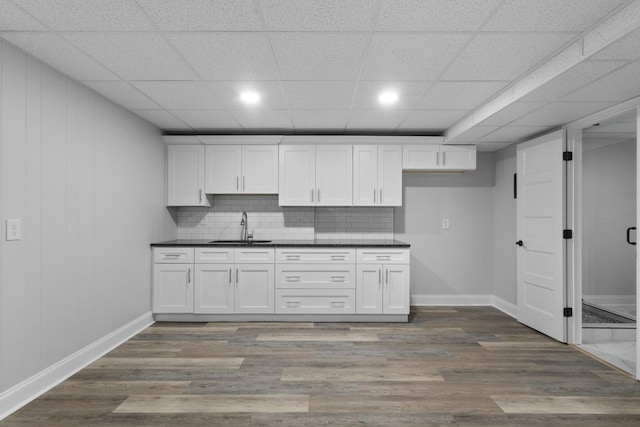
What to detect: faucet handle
<box><xmin>247</xmin><ymin>231</ymin><xmax>254</xmax><ymax>241</ymax></box>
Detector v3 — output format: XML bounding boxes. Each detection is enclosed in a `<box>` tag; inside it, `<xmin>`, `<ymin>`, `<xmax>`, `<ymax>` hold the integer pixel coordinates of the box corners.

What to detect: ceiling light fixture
<box><xmin>240</xmin><ymin>91</ymin><xmax>261</xmax><ymax>105</ymax></box>
<box><xmin>378</xmin><ymin>91</ymin><xmax>399</xmax><ymax>106</ymax></box>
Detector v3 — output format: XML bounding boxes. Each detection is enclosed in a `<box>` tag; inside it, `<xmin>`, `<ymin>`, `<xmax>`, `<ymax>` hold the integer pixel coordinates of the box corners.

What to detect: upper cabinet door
<box><xmin>242</xmin><ymin>145</ymin><xmax>278</xmax><ymax>194</ymax></box>
<box><xmin>378</xmin><ymin>145</ymin><xmax>402</xmax><ymax>206</ymax></box>
<box><xmin>279</xmin><ymin>145</ymin><xmax>316</xmax><ymax>206</ymax></box>
<box><xmin>167</xmin><ymin>145</ymin><xmax>209</xmax><ymax>207</ymax></box>
<box><xmin>353</xmin><ymin>145</ymin><xmax>378</xmax><ymax>206</ymax></box>
<box><xmin>402</xmin><ymin>145</ymin><xmax>439</xmax><ymax>170</ymax></box>
<box><xmin>316</xmin><ymin>145</ymin><xmax>353</xmax><ymax>206</ymax></box>
<box><xmin>439</xmin><ymin>145</ymin><xmax>476</xmax><ymax>171</ymax></box>
<box><xmin>205</xmin><ymin>145</ymin><xmax>242</xmax><ymax>194</ymax></box>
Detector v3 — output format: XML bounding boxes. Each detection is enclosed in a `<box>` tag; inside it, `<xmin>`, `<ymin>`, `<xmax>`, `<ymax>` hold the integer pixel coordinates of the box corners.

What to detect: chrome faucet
<box><xmin>240</xmin><ymin>211</ymin><xmax>248</xmax><ymax>241</ymax></box>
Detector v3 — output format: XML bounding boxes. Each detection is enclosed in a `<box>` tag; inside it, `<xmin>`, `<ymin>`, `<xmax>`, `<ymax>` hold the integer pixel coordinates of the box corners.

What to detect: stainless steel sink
<box><xmin>208</xmin><ymin>240</ymin><xmax>272</xmax><ymax>244</ymax></box>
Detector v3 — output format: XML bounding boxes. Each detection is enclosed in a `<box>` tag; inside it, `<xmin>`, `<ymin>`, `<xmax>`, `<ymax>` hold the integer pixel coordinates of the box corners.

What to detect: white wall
<box><xmin>583</xmin><ymin>139</ymin><xmax>636</xmax><ymax>299</ymax></box>
<box><xmin>0</xmin><ymin>42</ymin><xmax>175</xmax><ymax>397</ymax></box>
<box><xmin>395</xmin><ymin>153</ymin><xmax>495</xmax><ymax>304</ymax></box>
<box><xmin>492</xmin><ymin>146</ymin><xmax>517</xmax><ymax>307</ymax></box>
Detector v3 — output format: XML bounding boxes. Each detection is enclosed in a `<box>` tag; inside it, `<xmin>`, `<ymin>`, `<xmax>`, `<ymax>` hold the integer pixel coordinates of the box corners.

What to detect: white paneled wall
<box><xmin>177</xmin><ymin>195</ymin><xmax>394</xmax><ymax>240</ymax></box>
<box><xmin>0</xmin><ymin>41</ymin><xmax>175</xmax><ymax>398</ymax></box>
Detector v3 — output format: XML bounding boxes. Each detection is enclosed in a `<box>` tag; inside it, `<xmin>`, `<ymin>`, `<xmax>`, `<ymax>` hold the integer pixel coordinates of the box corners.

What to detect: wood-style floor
<box><xmin>3</xmin><ymin>307</ymin><xmax>640</xmax><ymax>426</ymax></box>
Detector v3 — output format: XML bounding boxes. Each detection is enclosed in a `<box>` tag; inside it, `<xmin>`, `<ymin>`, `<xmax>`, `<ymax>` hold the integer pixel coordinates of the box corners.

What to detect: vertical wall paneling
<box><xmin>1</xmin><ymin>39</ymin><xmax>28</xmax><ymax>390</ymax></box>
<box><xmin>0</xmin><ymin>41</ymin><xmax>177</xmax><ymax>402</ymax></box>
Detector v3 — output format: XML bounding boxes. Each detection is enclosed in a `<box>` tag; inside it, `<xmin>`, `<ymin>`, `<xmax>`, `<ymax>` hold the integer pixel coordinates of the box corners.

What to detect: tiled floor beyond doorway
<box><xmin>2</xmin><ymin>307</ymin><xmax>640</xmax><ymax>426</ymax></box>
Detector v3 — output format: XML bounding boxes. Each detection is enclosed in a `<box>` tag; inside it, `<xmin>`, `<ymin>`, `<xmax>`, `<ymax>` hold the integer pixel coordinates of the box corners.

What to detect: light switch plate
<box><xmin>6</xmin><ymin>219</ymin><xmax>21</xmax><ymax>241</ymax></box>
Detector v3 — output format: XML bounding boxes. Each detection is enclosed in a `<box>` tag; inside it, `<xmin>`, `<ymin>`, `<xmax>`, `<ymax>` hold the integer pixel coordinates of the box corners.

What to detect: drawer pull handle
<box><xmin>286</xmin><ymin>255</ymin><xmax>300</xmax><ymax>260</ymax></box>
<box><xmin>331</xmin><ymin>302</ymin><xmax>345</xmax><ymax>308</ymax></box>
<box><xmin>285</xmin><ymin>276</ymin><xmax>301</xmax><ymax>282</ymax></box>
<box><xmin>286</xmin><ymin>301</ymin><xmax>300</xmax><ymax>308</ymax></box>
<box><xmin>330</xmin><ymin>276</ymin><xmax>346</xmax><ymax>282</ymax></box>
<box><xmin>377</xmin><ymin>256</ymin><xmax>391</xmax><ymax>260</ymax></box>
<box><xmin>330</xmin><ymin>255</ymin><xmax>345</xmax><ymax>260</ymax></box>
<box><xmin>164</xmin><ymin>253</ymin><xmax>182</xmax><ymax>257</ymax></box>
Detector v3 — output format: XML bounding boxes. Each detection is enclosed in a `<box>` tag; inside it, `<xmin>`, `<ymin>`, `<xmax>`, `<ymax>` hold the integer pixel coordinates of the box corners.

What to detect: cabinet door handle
<box><xmin>311</xmin><ymin>189</ymin><xmax>314</xmax><ymax>203</ymax></box>
<box><xmin>235</xmin><ymin>268</ymin><xmax>239</xmax><ymax>288</ymax></box>
<box><xmin>442</xmin><ymin>151</ymin><xmax>446</xmax><ymax>166</ymax></box>
<box><xmin>379</xmin><ymin>188</ymin><xmax>382</xmax><ymax>203</ymax></box>
<box><xmin>243</xmin><ymin>176</ymin><xmax>245</xmax><ymax>192</ymax></box>
<box><xmin>378</xmin><ymin>269</ymin><xmax>381</xmax><ymax>287</ymax></box>
<box><xmin>317</xmin><ymin>188</ymin><xmax>320</xmax><ymax>203</ymax></box>
<box><xmin>374</xmin><ymin>188</ymin><xmax>376</xmax><ymax>204</ymax></box>
<box><xmin>187</xmin><ymin>268</ymin><xmax>191</xmax><ymax>284</ymax></box>
<box><xmin>237</xmin><ymin>176</ymin><xmax>239</xmax><ymax>191</ymax></box>
<box><xmin>228</xmin><ymin>268</ymin><xmax>232</xmax><ymax>284</ymax></box>
<box><xmin>436</xmin><ymin>151</ymin><xmax>440</xmax><ymax>166</ymax></box>
<box><xmin>199</xmin><ymin>189</ymin><xmax>203</xmax><ymax>203</ymax></box>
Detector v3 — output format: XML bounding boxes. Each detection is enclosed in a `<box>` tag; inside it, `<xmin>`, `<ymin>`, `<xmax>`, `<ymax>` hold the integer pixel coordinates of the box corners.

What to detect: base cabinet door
<box><xmin>195</xmin><ymin>263</ymin><xmax>234</xmax><ymax>314</ymax></box>
<box><xmin>153</xmin><ymin>264</ymin><xmax>194</xmax><ymax>313</ymax></box>
<box><xmin>384</xmin><ymin>264</ymin><xmax>410</xmax><ymax>314</ymax></box>
<box><xmin>356</xmin><ymin>265</ymin><xmax>383</xmax><ymax>314</ymax></box>
<box><xmin>235</xmin><ymin>264</ymin><xmax>275</xmax><ymax>314</ymax></box>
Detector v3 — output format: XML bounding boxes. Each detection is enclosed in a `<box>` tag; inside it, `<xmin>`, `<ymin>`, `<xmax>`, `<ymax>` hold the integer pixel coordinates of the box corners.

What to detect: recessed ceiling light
<box><xmin>240</xmin><ymin>91</ymin><xmax>261</xmax><ymax>105</ymax></box>
<box><xmin>378</xmin><ymin>91</ymin><xmax>398</xmax><ymax>106</ymax></box>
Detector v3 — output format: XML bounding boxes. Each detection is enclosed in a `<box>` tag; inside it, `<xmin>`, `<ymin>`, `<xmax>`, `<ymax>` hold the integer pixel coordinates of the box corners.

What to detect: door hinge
<box><xmin>513</xmin><ymin>173</ymin><xmax>517</xmax><ymax>199</ymax></box>
<box><xmin>563</xmin><ymin>307</ymin><xmax>573</xmax><ymax>317</ymax></box>
<box><xmin>563</xmin><ymin>151</ymin><xmax>573</xmax><ymax>161</ymax></box>
<box><xmin>563</xmin><ymin>229</ymin><xmax>573</xmax><ymax>239</ymax></box>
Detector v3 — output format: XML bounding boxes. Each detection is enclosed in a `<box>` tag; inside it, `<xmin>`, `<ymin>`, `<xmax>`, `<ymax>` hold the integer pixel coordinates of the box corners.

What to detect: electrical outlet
<box><xmin>6</xmin><ymin>219</ymin><xmax>21</xmax><ymax>241</ymax></box>
<box><xmin>442</xmin><ymin>218</ymin><xmax>450</xmax><ymax>230</ymax></box>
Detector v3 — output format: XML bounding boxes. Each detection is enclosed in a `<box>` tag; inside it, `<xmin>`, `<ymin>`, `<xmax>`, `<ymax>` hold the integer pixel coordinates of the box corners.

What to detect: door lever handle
<box><xmin>627</xmin><ymin>227</ymin><xmax>636</xmax><ymax>245</ymax></box>
<box><xmin>516</xmin><ymin>240</ymin><xmax>524</xmax><ymax>247</ymax></box>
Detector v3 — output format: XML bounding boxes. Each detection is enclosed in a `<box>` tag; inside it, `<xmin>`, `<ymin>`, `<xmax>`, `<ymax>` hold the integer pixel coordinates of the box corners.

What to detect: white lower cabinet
<box><xmin>153</xmin><ymin>248</ymin><xmax>195</xmax><ymax>314</ymax></box>
<box><xmin>356</xmin><ymin>249</ymin><xmax>410</xmax><ymax>315</ymax></box>
<box><xmin>195</xmin><ymin>263</ymin><xmax>234</xmax><ymax>314</ymax></box>
<box><xmin>234</xmin><ymin>264</ymin><xmax>275</xmax><ymax>314</ymax></box>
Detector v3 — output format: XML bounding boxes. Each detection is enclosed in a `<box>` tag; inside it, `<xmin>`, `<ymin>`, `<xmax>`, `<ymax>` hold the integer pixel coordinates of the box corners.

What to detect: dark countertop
<box><xmin>151</xmin><ymin>239</ymin><xmax>410</xmax><ymax>248</ymax></box>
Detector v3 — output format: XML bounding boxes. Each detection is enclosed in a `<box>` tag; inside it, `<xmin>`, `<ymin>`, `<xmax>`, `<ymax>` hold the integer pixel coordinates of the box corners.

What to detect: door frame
<box><xmin>565</xmin><ymin>97</ymin><xmax>640</xmax><ymax>350</ymax></box>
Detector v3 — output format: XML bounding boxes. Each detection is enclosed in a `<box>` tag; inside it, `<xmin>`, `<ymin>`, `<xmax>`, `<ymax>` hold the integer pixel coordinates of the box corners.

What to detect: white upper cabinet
<box><xmin>403</xmin><ymin>145</ymin><xmax>476</xmax><ymax>171</ymax></box>
<box><xmin>205</xmin><ymin>145</ymin><xmax>278</xmax><ymax>194</ymax></box>
<box><xmin>353</xmin><ymin>145</ymin><xmax>402</xmax><ymax>206</ymax></box>
<box><xmin>279</xmin><ymin>145</ymin><xmax>352</xmax><ymax>206</ymax></box>
<box><xmin>167</xmin><ymin>145</ymin><xmax>210</xmax><ymax>207</ymax></box>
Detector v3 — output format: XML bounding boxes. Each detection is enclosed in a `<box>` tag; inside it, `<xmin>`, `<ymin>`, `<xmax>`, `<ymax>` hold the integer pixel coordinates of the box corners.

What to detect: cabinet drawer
<box><xmin>356</xmin><ymin>249</ymin><xmax>409</xmax><ymax>264</ymax></box>
<box><xmin>275</xmin><ymin>289</ymin><xmax>355</xmax><ymax>314</ymax></box>
<box><xmin>276</xmin><ymin>265</ymin><xmax>355</xmax><ymax>289</ymax></box>
<box><xmin>276</xmin><ymin>248</ymin><xmax>355</xmax><ymax>263</ymax></box>
<box><xmin>153</xmin><ymin>247</ymin><xmax>194</xmax><ymax>264</ymax></box>
<box><xmin>235</xmin><ymin>248</ymin><xmax>275</xmax><ymax>263</ymax></box>
<box><xmin>196</xmin><ymin>248</ymin><xmax>234</xmax><ymax>263</ymax></box>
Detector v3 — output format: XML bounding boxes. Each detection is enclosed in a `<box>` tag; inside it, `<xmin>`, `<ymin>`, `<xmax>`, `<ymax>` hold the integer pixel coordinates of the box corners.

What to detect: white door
<box><xmin>378</xmin><ymin>145</ymin><xmax>403</xmax><ymax>206</ymax></box>
<box><xmin>517</xmin><ymin>130</ymin><xmax>566</xmax><ymax>342</ymax></box>
<box><xmin>440</xmin><ymin>145</ymin><xmax>476</xmax><ymax>171</ymax></box>
<box><xmin>242</xmin><ymin>145</ymin><xmax>278</xmax><ymax>194</ymax></box>
<box><xmin>195</xmin><ymin>263</ymin><xmax>234</xmax><ymax>314</ymax></box>
<box><xmin>356</xmin><ymin>264</ymin><xmax>383</xmax><ymax>314</ymax></box>
<box><xmin>279</xmin><ymin>145</ymin><xmax>316</xmax><ymax>206</ymax></box>
<box><xmin>167</xmin><ymin>145</ymin><xmax>208</xmax><ymax>206</ymax></box>
<box><xmin>353</xmin><ymin>145</ymin><xmax>378</xmax><ymax>206</ymax></box>
<box><xmin>316</xmin><ymin>145</ymin><xmax>353</xmax><ymax>206</ymax></box>
<box><xmin>235</xmin><ymin>264</ymin><xmax>275</xmax><ymax>313</ymax></box>
<box><xmin>153</xmin><ymin>264</ymin><xmax>194</xmax><ymax>313</ymax></box>
<box><xmin>205</xmin><ymin>145</ymin><xmax>242</xmax><ymax>194</ymax></box>
<box><xmin>383</xmin><ymin>264</ymin><xmax>410</xmax><ymax>314</ymax></box>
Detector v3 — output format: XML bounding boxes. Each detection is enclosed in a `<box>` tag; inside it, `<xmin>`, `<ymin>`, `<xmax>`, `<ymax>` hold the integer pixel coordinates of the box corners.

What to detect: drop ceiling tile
<box><xmin>418</xmin><ymin>82</ymin><xmax>508</xmax><ymax>110</ymax></box>
<box><xmin>510</xmin><ymin>102</ymin><xmax>615</xmax><ymax>127</ymax></box>
<box><xmin>352</xmin><ymin>81</ymin><xmax>433</xmax><ymax>109</ymax></box>
<box><xmin>1</xmin><ymin>33</ymin><xmax>118</xmax><ymax>81</ymax></box>
<box><xmin>479</xmin><ymin>102</ymin><xmax>547</xmax><ymax>126</ymax></box>
<box><xmin>590</xmin><ymin>28</ymin><xmax>640</xmax><ymax>61</ymax></box>
<box><xmin>0</xmin><ymin>1</ymin><xmax>46</xmax><ymax>30</ymax></box>
<box><xmin>347</xmin><ymin>110</ymin><xmax>409</xmax><ymax>131</ymax></box>
<box><xmin>13</xmin><ymin>0</ymin><xmax>154</xmax><ymax>31</ymax></box>
<box><xmin>361</xmin><ymin>33</ymin><xmax>471</xmax><ymax>81</ymax></box>
<box><xmin>282</xmin><ymin>81</ymin><xmax>356</xmax><ymax>109</ymax></box>
<box><xmin>561</xmin><ymin>60</ymin><xmax>640</xmax><ymax>103</ymax></box>
<box><xmin>261</xmin><ymin>0</ymin><xmax>375</xmax><ymax>31</ymax></box>
<box><xmin>66</xmin><ymin>33</ymin><xmax>198</xmax><ymax>80</ymax></box>
<box><xmin>377</xmin><ymin>0</ymin><xmax>501</xmax><ymax>31</ymax></box>
<box><xmin>85</xmin><ymin>81</ymin><xmax>160</xmax><ymax>110</ymax></box>
<box><xmin>520</xmin><ymin>60</ymin><xmax>627</xmax><ymax>102</ymax></box>
<box><xmin>482</xmin><ymin>0</ymin><xmax>626</xmax><ymax>32</ymax></box>
<box><xmin>441</xmin><ymin>33</ymin><xmax>576</xmax><ymax>81</ymax></box>
<box><xmin>133</xmin><ymin>110</ymin><xmax>190</xmax><ymax>130</ymax></box>
<box><xmin>137</xmin><ymin>0</ymin><xmax>261</xmax><ymax>31</ymax></box>
<box><xmin>270</xmin><ymin>33</ymin><xmax>368</xmax><ymax>80</ymax></box>
<box><xmin>448</xmin><ymin>126</ymin><xmax>499</xmax><ymax>143</ymax></box>
<box><xmin>291</xmin><ymin>110</ymin><xmax>349</xmax><ymax>130</ymax></box>
<box><xmin>171</xmin><ymin>110</ymin><xmax>242</xmax><ymax>130</ymax></box>
<box><xmin>232</xmin><ymin>109</ymin><xmax>293</xmax><ymax>130</ymax></box>
<box><xmin>168</xmin><ymin>33</ymin><xmax>279</xmax><ymax>80</ymax></box>
<box><xmin>131</xmin><ymin>81</ymin><xmax>219</xmax><ymax>109</ymax></box>
<box><xmin>206</xmin><ymin>81</ymin><xmax>287</xmax><ymax>109</ymax></box>
<box><xmin>397</xmin><ymin>110</ymin><xmax>470</xmax><ymax>131</ymax></box>
<box><xmin>478</xmin><ymin>126</ymin><xmax>550</xmax><ymax>142</ymax></box>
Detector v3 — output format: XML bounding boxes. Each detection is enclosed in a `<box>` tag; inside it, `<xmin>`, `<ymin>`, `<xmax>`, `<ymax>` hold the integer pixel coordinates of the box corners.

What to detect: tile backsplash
<box><xmin>177</xmin><ymin>195</ymin><xmax>394</xmax><ymax>240</ymax></box>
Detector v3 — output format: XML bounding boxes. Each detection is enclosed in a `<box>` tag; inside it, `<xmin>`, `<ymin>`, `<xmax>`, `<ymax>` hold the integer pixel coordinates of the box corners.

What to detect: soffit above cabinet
<box><xmin>163</xmin><ymin>135</ymin><xmax>445</xmax><ymax>146</ymax></box>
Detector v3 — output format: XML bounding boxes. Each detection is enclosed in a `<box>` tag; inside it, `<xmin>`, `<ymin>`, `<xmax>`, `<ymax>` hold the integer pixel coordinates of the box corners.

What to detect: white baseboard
<box><xmin>411</xmin><ymin>294</ymin><xmax>518</xmax><ymax>319</ymax></box>
<box><xmin>0</xmin><ymin>312</ymin><xmax>154</xmax><ymax>421</ymax></box>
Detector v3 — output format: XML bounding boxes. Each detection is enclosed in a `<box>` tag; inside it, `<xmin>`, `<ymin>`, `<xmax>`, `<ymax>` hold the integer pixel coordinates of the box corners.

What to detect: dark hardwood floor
<box><xmin>2</xmin><ymin>307</ymin><xmax>640</xmax><ymax>426</ymax></box>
